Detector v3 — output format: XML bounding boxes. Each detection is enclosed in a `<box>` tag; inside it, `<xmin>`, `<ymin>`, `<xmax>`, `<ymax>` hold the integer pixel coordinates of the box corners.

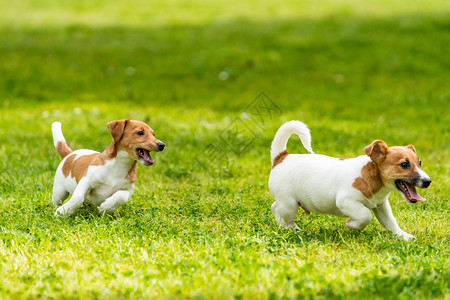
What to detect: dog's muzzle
<box><xmin>395</xmin><ymin>170</ymin><xmax>431</xmax><ymax>204</ymax></box>
<box><xmin>157</xmin><ymin>141</ymin><xmax>165</xmax><ymax>151</ymax></box>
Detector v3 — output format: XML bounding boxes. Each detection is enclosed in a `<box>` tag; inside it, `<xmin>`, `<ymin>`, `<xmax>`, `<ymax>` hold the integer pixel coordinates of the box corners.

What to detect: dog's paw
<box><xmin>399</xmin><ymin>232</ymin><xmax>416</xmax><ymax>242</ymax></box>
<box><xmin>98</xmin><ymin>206</ymin><xmax>106</xmax><ymax>215</ymax></box>
<box><xmin>53</xmin><ymin>201</ymin><xmax>63</xmax><ymax>208</ymax></box>
<box><xmin>98</xmin><ymin>206</ymin><xmax>115</xmax><ymax>215</ymax></box>
<box><xmin>290</xmin><ymin>224</ymin><xmax>301</xmax><ymax>232</ymax></box>
<box><xmin>345</xmin><ymin>219</ymin><xmax>361</xmax><ymax>230</ymax></box>
<box><xmin>55</xmin><ymin>206</ymin><xmax>70</xmax><ymax>218</ymax></box>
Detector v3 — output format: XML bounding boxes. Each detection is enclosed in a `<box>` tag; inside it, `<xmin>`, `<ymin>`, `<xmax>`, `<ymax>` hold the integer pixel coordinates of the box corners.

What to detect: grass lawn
<box><xmin>0</xmin><ymin>0</ymin><xmax>449</xmax><ymax>299</ymax></box>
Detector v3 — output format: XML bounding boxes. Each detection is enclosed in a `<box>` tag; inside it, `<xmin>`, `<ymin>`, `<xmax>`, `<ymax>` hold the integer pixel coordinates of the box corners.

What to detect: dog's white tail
<box><xmin>271</xmin><ymin>120</ymin><xmax>314</xmax><ymax>163</ymax></box>
<box><xmin>52</xmin><ymin>122</ymin><xmax>73</xmax><ymax>159</ymax></box>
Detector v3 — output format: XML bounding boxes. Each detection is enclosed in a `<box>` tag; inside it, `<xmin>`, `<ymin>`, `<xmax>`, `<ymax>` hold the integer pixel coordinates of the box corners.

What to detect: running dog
<box><xmin>268</xmin><ymin>121</ymin><xmax>431</xmax><ymax>241</ymax></box>
<box><xmin>51</xmin><ymin>119</ymin><xmax>165</xmax><ymax>217</ymax></box>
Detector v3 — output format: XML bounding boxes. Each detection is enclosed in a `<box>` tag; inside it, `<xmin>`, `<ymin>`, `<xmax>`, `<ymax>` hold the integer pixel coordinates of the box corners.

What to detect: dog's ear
<box><xmin>405</xmin><ymin>144</ymin><xmax>416</xmax><ymax>153</ymax></box>
<box><xmin>364</xmin><ymin>140</ymin><xmax>388</xmax><ymax>163</ymax></box>
<box><xmin>107</xmin><ymin>119</ymin><xmax>129</xmax><ymax>142</ymax></box>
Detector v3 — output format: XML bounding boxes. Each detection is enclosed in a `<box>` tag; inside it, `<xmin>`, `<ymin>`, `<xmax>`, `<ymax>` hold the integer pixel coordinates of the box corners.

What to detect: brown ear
<box><xmin>405</xmin><ymin>144</ymin><xmax>416</xmax><ymax>153</ymax></box>
<box><xmin>107</xmin><ymin>119</ymin><xmax>128</xmax><ymax>142</ymax></box>
<box><xmin>364</xmin><ymin>140</ymin><xmax>388</xmax><ymax>163</ymax></box>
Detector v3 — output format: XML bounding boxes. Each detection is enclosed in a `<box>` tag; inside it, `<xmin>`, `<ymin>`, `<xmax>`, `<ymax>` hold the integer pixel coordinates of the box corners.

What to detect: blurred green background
<box><xmin>1</xmin><ymin>0</ymin><xmax>449</xmax><ymax>110</ymax></box>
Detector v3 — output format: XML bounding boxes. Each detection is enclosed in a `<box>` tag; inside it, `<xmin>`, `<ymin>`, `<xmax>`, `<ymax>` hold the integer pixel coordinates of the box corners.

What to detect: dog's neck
<box><xmin>99</xmin><ymin>141</ymin><xmax>137</xmax><ymax>182</ymax></box>
<box><xmin>101</xmin><ymin>141</ymin><xmax>135</xmax><ymax>167</ymax></box>
<box><xmin>366</xmin><ymin>161</ymin><xmax>396</xmax><ymax>199</ymax></box>
<box><xmin>353</xmin><ymin>160</ymin><xmax>386</xmax><ymax>199</ymax></box>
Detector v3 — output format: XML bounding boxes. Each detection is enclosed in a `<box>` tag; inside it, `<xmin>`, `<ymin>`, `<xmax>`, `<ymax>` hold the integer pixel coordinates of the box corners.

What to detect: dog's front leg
<box><xmin>336</xmin><ymin>196</ymin><xmax>372</xmax><ymax>231</ymax></box>
<box><xmin>373</xmin><ymin>200</ymin><xmax>415</xmax><ymax>241</ymax></box>
<box><xmin>55</xmin><ymin>178</ymin><xmax>91</xmax><ymax>217</ymax></box>
<box><xmin>98</xmin><ymin>190</ymin><xmax>132</xmax><ymax>214</ymax></box>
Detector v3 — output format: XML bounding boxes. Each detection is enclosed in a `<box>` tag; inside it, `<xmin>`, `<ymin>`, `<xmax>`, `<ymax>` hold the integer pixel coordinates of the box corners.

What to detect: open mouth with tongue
<box><xmin>395</xmin><ymin>180</ymin><xmax>426</xmax><ymax>203</ymax></box>
<box><xmin>136</xmin><ymin>148</ymin><xmax>154</xmax><ymax>166</ymax></box>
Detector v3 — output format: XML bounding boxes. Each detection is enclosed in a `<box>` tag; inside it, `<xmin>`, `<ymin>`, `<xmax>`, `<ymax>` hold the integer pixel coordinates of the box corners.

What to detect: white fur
<box><xmin>269</xmin><ymin>120</ymin><xmax>418</xmax><ymax>241</ymax></box>
<box><xmin>52</xmin><ymin>122</ymin><xmax>65</xmax><ymax>147</ymax></box>
<box><xmin>270</xmin><ymin>120</ymin><xmax>314</xmax><ymax>162</ymax></box>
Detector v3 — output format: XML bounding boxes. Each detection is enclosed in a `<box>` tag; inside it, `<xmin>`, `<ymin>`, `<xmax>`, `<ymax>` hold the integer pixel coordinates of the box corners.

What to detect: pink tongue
<box><xmin>140</xmin><ymin>149</ymin><xmax>153</xmax><ymax>164</ymax></box>
<box><xmin>406</xmin><ymin>183</ymin><xmax>426</xmax><ymax>202</ymax></box>
<box><xmin>144</xmin><ymin>152</ymin><xmax>153</xmax><ymax>164</ymax></box>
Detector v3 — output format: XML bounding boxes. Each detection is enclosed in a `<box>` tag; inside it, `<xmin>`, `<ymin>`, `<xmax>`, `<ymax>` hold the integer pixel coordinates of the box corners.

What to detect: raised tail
<box><xmin>52</xmin><ymin>122</ymin><xmax>73</xmax><ymax>159</ymax></box>
<box><xmin>270</xmin><ymin>120</ymin><xmax>314</xmax><ymax>164</ymax></box>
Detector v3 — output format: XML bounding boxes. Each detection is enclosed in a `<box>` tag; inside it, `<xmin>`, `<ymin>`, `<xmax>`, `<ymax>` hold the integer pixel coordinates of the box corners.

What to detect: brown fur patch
<box><xmin>352</xmin><ymin>162</ymin><xmax>383</xmax><ymax>199</ymax></box>
<box><xmin>62</xmin><ymin>153</ymin><xmax>104</xmax><ymax>183</ymax></box>
<box><xmin>364</xmin><ymin>140</ymin><xmax>388</xmax><ymax>163</ymax></box>
<box><xmin>272</xmin><ymin>150</ymin><xmax>289</xmax><ymax>168</ymax></box>
<box><xmin>56</xmin><ymin>141</ymin><xmax>73</xmax><ymax>159</ymax></box>
<box><xmin>126</xmin><ymin>161</ymin><xmax>137</xmax><ymax>183</ymax></box>
<box><xmin>62</xmin><ymin>154</ymin><xmax>76</xmax><ymax>178</ymax></box>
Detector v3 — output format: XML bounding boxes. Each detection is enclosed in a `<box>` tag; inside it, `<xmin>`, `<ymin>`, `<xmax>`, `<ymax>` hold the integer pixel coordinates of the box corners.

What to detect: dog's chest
<box><xmin>85</xmin><ymin>161</ymin><xmax>135</xmax><ymax>204</ymax></box>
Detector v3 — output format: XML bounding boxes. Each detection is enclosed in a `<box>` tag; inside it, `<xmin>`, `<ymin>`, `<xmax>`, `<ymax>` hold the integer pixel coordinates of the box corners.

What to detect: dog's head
<box><xmin>365</xmin><ymin>140</ymin><xmax>431</xmax><ymax>203</ymax></box>
<box><xmin>107</xmin><ymin>119</ymin><xmax>165</xmax><ymax>166</ymax></box>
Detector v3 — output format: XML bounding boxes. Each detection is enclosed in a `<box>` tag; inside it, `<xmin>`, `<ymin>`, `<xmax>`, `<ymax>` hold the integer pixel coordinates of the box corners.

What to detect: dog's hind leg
<box><xmin>52</xmin><ymin>185</ymin><xmax>69</xmax><ymax>207</ymax></box>
<box><xmin>336</xmin><ymin>196</ymin><xmax>372</xmax><ymax>231</ymax></box>
<box><xmin>271</xmin><ymin>198</ymin><xmax>300</xmax><ymax>231</ymax></box>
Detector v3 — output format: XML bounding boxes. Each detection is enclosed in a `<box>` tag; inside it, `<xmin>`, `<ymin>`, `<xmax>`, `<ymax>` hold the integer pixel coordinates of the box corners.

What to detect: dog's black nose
<box><xmin>157</xmin><ymin>141</ymin><xmax>165</xmax><ymax>151</ymax></box>
<box><xmin>422</xmin><ymin>178</ymin><xmax>431</xmax><ymax>188</ymax></box>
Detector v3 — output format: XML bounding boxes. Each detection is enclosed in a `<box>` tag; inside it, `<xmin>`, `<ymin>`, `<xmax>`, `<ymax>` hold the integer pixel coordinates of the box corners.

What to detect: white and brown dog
<box><xmin>51</xmin><ymin>119</ymin><xmax>165</xmax><ymax>217</ymax></box>
<box><xmin>268</xmin><ymin>121</ymin><xmax>431</xmax><ymax>241</ymax></box>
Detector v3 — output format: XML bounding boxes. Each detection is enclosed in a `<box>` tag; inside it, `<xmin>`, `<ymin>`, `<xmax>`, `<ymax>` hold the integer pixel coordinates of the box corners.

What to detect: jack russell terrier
<box><xmin>51</xmin><ymin>119</ymin><xmax>165</xmax><ymax>217</ymax></box>
<box><xmin>268</xmin><ymin>121</ymin><xmax>431</xmax><ymax>241</ymax></box>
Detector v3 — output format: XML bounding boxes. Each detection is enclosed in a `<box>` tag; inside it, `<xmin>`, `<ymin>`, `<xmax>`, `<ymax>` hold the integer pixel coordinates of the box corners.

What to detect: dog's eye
<box><xmin>400</xmin><ymin>161</ymin><xmax>410</xmax><ymax>169</ymax></box>
<box><xmin>137</xmin><ymin>131</ymin><xmax>144</xmax><ymax>136</ymax></box>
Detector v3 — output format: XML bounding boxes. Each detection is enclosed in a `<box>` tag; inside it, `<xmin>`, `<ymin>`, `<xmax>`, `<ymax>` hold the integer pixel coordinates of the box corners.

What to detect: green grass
<box><xmin>1</xmin><ymin>0</ymin><xmax>449</xmax><ymax>299</ymax></box>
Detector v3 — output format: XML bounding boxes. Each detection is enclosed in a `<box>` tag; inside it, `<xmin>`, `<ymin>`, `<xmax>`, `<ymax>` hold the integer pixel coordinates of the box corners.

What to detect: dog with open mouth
<box><xmin>269</xmin><ymin>120</ymin><xmax>431</xmax><ymax>241</ymax></box>
<box><xmin>51</xmin><ymin>119</ymin><xmax>165</xmax><ymax>217</ymax></box>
